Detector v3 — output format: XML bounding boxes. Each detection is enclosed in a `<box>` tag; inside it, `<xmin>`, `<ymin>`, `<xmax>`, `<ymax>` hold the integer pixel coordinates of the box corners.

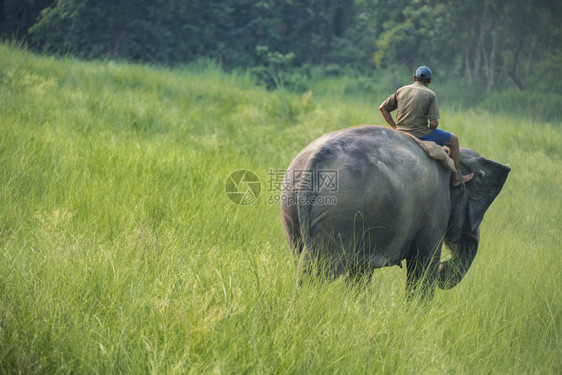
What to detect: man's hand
<box><xmin>379</xmin><ymin>105</ymin><xmax>397</xmax><ymax>129</ymax></box>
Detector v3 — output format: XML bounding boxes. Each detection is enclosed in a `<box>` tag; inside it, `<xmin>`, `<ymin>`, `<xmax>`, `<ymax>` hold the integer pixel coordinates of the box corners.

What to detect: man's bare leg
<box><xmin>447</xmin><ymin>134</ymin><xmax>474</xmax><ymax>187</ymax></box>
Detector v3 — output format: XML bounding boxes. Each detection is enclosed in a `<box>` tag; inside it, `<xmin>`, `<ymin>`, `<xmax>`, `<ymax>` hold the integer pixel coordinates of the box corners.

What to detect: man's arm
<box><xmin>428</xmin><ymin>94</ymin><xmax>440</xmax><ymax>129</ymax></box>
<box><xmin>379</xmin><ymin>104</ymin><xmax>397</xmax><ymax>129</ymax></box>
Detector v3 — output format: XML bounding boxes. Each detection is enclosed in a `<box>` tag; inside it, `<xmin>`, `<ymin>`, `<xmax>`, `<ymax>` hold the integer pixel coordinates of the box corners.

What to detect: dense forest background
<box><xmin>2</xmin><ymin>0</ymin><xmax>561</xmax><ymax>98</ymax></box>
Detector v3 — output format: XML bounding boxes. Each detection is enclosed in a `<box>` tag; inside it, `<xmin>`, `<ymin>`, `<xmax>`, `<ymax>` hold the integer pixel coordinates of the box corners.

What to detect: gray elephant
<box><xmin>281</xmin><ymin>125</ymin><xmax>510</xmax><ymax>299</ymax></box>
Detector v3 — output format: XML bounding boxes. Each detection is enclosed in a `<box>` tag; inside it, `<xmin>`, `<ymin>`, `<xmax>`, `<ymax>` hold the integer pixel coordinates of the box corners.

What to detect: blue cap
<box><xmin>415</xmin><ymin>66</ymin><xmax>432</xmax><ymax>79</ymax></box>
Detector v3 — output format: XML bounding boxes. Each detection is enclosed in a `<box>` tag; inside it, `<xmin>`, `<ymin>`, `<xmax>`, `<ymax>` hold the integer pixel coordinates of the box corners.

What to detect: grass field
<box><xmin>1</xmin><ymin>44</ymin><xmax>561</xmax><ymax>374</ymax></box>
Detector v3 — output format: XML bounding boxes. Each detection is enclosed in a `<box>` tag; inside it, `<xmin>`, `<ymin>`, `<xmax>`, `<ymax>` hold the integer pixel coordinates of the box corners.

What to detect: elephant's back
<box><xmin>307</xmin><ymin>125</ymin><xmax>429</xmax><ymax>209</ymax></box>
<box><xmin>299</xmin><ymin>125</ymin><xmax>431</xmax><ymax>185</ymax></box>
<box><xmin>284</xmin><ymin>125</ymin><xmax>439</xmax><ymax>202</ymax></box>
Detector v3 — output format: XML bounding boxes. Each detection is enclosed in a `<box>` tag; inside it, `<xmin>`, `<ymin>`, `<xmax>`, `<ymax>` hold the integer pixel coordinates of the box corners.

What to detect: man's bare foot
<box><xmin>452</xmin><ymin>172</ymin><xmax>475</xmax><ymax>187</ymax></box>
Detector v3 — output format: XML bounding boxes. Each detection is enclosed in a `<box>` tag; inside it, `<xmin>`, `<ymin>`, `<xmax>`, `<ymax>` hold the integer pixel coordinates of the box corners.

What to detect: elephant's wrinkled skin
<box><xmin>281</xmin><ymin>125</ymin><xmax>510</xmax><ymax>298</ymax></box>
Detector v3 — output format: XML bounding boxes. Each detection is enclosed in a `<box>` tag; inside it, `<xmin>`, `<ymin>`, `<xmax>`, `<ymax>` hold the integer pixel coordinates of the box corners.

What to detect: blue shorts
<box><xmin>419</xmin><ymin>129</ymin><xmax>452</xmax><ymax>146</ymax></box>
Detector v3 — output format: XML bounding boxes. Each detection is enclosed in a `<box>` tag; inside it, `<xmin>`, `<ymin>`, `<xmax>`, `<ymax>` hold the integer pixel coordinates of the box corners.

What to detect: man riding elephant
<box><xmin>281</xmin><ymin>125</ymin><xmax>510</xmax><ymax>299</ymax></box>
<box><xmin>379</xmin><ymin>66</ymin><xmax>474</xmax><ymax>187</ymax></box>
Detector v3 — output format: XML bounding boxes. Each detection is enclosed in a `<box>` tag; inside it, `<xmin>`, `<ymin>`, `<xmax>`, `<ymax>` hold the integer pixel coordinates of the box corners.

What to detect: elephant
<box><xmin>281</xmin><ymin>125</ymin><xmax>510</xmax><ymax>299</ymax></box>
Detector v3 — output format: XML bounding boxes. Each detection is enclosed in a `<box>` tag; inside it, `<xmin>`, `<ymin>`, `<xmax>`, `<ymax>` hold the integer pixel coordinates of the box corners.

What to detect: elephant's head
<box><xmin>439</xmin><ymin>148</ymin><xmax>511</xmax><ymax>289</ymax></box>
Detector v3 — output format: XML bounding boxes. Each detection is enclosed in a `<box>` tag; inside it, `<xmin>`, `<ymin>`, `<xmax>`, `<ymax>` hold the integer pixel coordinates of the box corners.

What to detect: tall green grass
<box><xmin>1</xmin><ymin>44</ymin><xmax>560</xmax><ymax>374</ymax></box>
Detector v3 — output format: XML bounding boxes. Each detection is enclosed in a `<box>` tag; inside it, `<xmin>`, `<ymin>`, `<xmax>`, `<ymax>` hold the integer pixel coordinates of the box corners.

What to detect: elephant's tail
<box><xmin>296</xmin><ymin>153</ymin><xmax>326</xmax><ymax>254</ymax></box>
<box><xmin>296</xmin><ymin>179</ymin><xmax>315</xmax><ymax>254</ymax></box>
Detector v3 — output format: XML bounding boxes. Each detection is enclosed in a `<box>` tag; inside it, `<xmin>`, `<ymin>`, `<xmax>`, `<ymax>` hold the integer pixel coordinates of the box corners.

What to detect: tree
<box><xmin>364</xmin><ymin>0</ymin><xmax>562</xmax><ymax>92</ymax></box>
<box><xmin>1</xmin><ymin>0</ymin><xmax>55</xmax><ymax>41</ymax></box>
<box><xmin>2</xmin><ymin>0</ymin><xmax>559</xmax><ymax>96</ymax></box>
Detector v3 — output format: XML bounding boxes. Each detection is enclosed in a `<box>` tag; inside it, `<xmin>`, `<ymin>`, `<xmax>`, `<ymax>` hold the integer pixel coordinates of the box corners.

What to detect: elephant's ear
<box><xmin>466</xmin><ymin>157</ymin><xmax>511</xmax><ymax>232</ymax></box>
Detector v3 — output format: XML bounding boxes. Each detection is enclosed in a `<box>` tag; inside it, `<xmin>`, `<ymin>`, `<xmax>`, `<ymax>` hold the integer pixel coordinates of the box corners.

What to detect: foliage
<box><xmin>528</xmin><ymin>53</ymin><xmax>562</xmax><ymax>95</ymax></box>
<box><xmin>1</xmin><ymin>44</ymin><xmax>561</xmax><ymax>375</ymax></box>
<box><xmin>3</xmin><ymin>0</ymin><xmax>560</xmax><ymax>96</ymax></box>
<box><xmin>0</xmin><ymin>0</ymin><xmax>55</xmax><ymax>41</ymax></box>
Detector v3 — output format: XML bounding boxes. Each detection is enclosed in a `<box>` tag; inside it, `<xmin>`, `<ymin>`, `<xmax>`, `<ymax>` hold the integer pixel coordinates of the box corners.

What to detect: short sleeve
<box><xmin>382</xmin><ymin>92</ymin><xmax>398</xmax><ymax>112</ymax></box>
<box><xmin>428</xmin><ymin>94</ymin><xmax>440</xmax><ymax>120</ymax></box>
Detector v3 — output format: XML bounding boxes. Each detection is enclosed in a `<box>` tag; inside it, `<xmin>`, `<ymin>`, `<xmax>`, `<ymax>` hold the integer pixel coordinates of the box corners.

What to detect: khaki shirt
<box><xmin>381</xmin><ymin>81</ymin><xmax>440</xmax><ymax>138</ymax></box>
